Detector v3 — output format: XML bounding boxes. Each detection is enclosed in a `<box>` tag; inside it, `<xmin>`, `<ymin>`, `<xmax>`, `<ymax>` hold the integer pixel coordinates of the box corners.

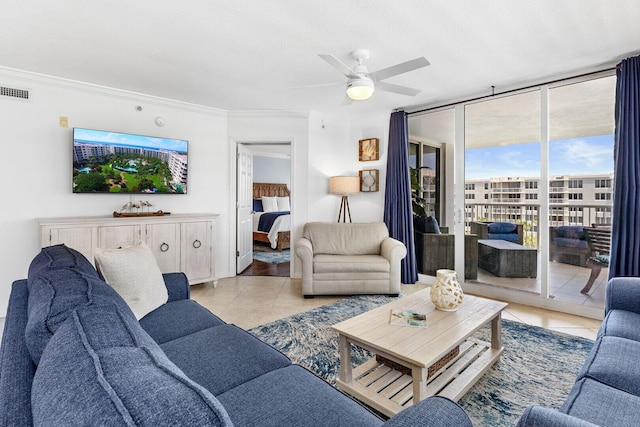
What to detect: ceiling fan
<box><xmin>319</xmin><ymin>49</ymin><xmax>430</xmax><ymax>102</ymax></box>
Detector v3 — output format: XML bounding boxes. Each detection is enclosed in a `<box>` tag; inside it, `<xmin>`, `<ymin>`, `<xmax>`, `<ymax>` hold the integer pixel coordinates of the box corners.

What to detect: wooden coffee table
<box><xmin>331</xmin><ymin>290</ymin><xmax>507</xmax><ymax>416</ymax></box>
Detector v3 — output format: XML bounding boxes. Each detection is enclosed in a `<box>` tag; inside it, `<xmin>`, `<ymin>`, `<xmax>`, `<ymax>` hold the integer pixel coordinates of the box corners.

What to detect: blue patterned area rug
<box><xmin>249</xmin><ymin>294</ymin><xmax>594</xmax><ymax>426</ymax></box>
<box><xmin>253</xmin><ymin>248</ymin><xmax>290</xmax><ymax>264</ymax></box>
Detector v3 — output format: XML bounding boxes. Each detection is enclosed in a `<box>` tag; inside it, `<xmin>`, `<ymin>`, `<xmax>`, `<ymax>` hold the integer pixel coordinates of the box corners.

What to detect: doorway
<box><xmin>236</xmin><ymin>142</ymin><xmax>292</xmax><ymax>277</ymax></box>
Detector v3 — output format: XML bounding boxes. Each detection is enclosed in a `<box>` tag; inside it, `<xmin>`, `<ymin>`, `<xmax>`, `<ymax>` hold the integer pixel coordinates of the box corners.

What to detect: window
<box><xmin>596</xmin><ymin>193</ymin><xmax>612</xmax><ymax>200</ymax></box>
<box><xmin>526</xmin><ymin>193</ymin><xmax>538</xmax><ymax>200</ymax></box>
<box><xmin>568</xmin><ymin>180</ymin><xmax>583</xmax><ymax>188</ymax></box>
<box><xmin>465</xmin><ymin>194</ymin><xmax>475</xmax><ymax>200</ymax></box>
<box><xmin>595</xmin><ymin>179</ymin><xmax>612</xmax><ymax>188</ymax></box>
<box><xmin>568</xmin><ymin>193</ymin><xmax>583</xmax><ymax>200</ymax></box>
<box><xmin>466</xmin><ymin>183</ymin><xmax>475</xmax><ymax>190</ymax></box>
<box><xmin>525</xmin><ymin>181</ymin><xmax>538</xmax><ymax>189</ymax></box>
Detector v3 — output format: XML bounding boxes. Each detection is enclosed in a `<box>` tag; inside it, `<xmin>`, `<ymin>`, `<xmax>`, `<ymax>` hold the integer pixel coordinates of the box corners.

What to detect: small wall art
<box><xmin>359</xmin><ymin>169</ymin><xmax>379</xmax><ymax>192</ymax></box>
<box><xmin>359</xmin><ymin>138</ymin><xmax>379</xmax><ymax>161</ymax></box>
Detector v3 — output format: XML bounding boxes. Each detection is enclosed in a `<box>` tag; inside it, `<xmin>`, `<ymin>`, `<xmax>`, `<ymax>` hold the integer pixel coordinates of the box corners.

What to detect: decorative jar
<box><xmin>430</xmin><ymin>269</ymin><xmax>464</xmax><ymax>311</ymax></box>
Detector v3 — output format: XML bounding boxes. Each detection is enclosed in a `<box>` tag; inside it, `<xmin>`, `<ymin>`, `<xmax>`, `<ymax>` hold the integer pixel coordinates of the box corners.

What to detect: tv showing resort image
<box><xmin>73</xmin><ymin>128</ymin><xmax>188</xmax><ymax>194</ymax></box>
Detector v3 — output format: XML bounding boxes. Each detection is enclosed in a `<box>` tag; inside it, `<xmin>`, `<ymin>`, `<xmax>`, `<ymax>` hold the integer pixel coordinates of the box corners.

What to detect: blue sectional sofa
<box><xmin>518</xmin><ymin>277</ymin><xmax>640</xmax><ymax>426</ymax></box>
<box><xmin>0</xmin><ymin>244</ymin><xmax>472</xmax><ymax>426</ymax></box>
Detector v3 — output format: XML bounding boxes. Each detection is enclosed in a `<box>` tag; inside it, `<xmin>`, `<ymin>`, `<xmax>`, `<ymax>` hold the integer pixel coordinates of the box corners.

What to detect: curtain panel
<box><xmin>610</xmin><ymin>54</ymin><xmax>640</xmax><ymax>278</ymax></box>
<box><xmin>384</xmin><ymin>111</ymin><xmax>418</xmax><ymax>284</ymax></box>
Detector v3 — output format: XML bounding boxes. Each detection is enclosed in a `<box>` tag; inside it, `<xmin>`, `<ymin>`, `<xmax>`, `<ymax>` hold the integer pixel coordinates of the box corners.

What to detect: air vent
<box><xmin>1</xmin><ymin>86</ymin><xmax>30</xmax><ymax>101</ymax></box>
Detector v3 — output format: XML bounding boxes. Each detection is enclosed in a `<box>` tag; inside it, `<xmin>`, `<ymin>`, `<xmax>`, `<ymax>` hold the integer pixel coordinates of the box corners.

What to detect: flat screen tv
<box><xmin>73</xmin><ymin>128</ymin><xmax>188</xmax><ymax>194</ymax></box>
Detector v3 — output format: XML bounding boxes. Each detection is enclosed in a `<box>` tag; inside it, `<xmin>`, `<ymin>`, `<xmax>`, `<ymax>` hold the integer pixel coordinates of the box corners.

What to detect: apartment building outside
<box><xmin>464</xmin><ymin>173</ymin><xmax>614</xmax><ymax>247</ymax></box>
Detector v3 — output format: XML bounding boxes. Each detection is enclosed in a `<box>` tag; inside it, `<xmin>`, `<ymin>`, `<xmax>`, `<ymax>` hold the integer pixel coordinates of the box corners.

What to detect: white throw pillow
<box><xmin>276</xmin><ymin>196</ymin><xmax>290</xmax><ymax>211</ymax></box>
<box><xmin>262</xmin><ymin>196</ymin><xmax>279</xmax><ymax>213</ymax></box>
<box><xmin>94</xmin><ymin>241</ymin><xmax>168</xmax><ymax>320</ymax></box>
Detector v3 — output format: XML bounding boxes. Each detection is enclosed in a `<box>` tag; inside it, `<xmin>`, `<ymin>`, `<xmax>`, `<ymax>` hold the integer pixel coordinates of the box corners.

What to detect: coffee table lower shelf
<box><xmin>336</xmin><ymin>338</ymin><xmax>503</xmax><ymax>417</ymax></box>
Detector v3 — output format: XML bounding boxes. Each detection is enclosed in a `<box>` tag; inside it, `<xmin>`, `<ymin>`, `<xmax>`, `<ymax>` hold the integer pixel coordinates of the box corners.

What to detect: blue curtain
<box><xmin>610</xmin><ymin>54</ymin><xmax>640</xmax><ymax>278</ymax></box>
<box><xmin>384</xmin><ymin>111</ymin><xmax>418</xmax><ymax>284</ymax></box>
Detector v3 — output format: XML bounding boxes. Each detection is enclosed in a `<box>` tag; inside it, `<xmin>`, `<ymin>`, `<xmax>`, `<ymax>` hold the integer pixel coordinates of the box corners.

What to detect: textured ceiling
<box><xmin>1</xmin><ymin>1</ymin><xmax>638</xmax><ymax>118</ymax></box>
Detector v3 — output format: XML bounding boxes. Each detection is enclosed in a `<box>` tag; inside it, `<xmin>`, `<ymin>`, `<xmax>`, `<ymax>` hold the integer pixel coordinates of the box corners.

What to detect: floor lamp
<box><xmin>329</xmin><ymin>176</ymin><xmax>360</xmax><ymax>223</ymax></box>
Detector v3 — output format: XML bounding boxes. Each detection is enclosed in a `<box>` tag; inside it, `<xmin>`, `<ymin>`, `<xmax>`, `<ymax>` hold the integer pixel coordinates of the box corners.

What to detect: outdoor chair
<box><xmin>581</xmin><ymin>226</ymin><xmax>612</xmax><ymax>295</ymax></box>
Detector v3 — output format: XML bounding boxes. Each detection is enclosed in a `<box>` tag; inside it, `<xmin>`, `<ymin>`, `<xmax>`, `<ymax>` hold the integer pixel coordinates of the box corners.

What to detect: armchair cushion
<box><xmin>313</xmin><ymin>254</ymin><xmax>390</xmax><ymax>273</ymax></box>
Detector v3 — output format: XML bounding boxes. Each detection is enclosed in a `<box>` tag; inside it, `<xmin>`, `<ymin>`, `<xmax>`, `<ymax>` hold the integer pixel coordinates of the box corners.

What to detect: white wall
<box><xmin>349</xmin><ymin>112</ymin><xmax>391</xmax><ymax>223</ymax></box>
<box><xmin>0</xmin><ymin>68</ymin><xmax>394</xmax><ymax>315</ymax></box>
<box><xmin>0</xmin><ymin>68</ymin><xmax>229</xmax><ymax>316</ymax></box>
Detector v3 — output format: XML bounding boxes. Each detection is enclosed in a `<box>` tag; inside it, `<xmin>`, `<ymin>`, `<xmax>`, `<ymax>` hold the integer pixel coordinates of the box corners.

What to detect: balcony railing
<box><xmin>465</xmin><ymin>202</ymin><xmax>613</xmax><ymax>249</ymax></box>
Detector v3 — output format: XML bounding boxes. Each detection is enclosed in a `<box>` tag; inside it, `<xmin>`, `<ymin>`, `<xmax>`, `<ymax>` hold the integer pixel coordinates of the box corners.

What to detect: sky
<box><xmin>73</xmin><ymin>128</ymin><xmax>188</xmax><ymax>152</ymax></box>
<box><xmin>465</xmin><ymin>134</ymin><xmax>614</xmax><ymax>180</ymax></box>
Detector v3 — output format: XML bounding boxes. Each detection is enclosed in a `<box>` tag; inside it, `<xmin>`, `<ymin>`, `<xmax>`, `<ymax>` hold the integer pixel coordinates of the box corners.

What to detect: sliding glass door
<box><xmin>408</xmin><ymin>73</ymin><xmax>615</xmax><ymax>318</ymax></box>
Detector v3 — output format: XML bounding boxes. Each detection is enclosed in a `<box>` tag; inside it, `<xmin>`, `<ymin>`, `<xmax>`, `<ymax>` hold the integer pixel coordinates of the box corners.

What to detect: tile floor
<box><xmin>190</xmin><ymin>276</ymin><xmax>602</xmax><ymax>340</ymax></box>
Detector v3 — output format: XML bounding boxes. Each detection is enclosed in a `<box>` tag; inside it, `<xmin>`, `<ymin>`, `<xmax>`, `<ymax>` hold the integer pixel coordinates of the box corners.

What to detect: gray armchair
<box><xmin>295</xmin><ymin>222</ymin><xmax>407</xmax><ymax>297</ymax></box>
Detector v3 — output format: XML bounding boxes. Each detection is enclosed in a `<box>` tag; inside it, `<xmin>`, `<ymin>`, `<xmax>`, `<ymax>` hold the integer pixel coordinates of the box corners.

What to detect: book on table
<box><xmin>389</xmin><ymin>309</ymin><xmax>428</xmax><ymax>328</ymax></box>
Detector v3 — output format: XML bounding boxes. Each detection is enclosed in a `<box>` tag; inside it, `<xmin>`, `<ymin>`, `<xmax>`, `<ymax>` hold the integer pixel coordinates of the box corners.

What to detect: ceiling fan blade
<box><xmin>369</xmin><ymin>57</ymin><xmax>430</xmax><ymax>81</ymax></box>
<box><xmin>376</xmin><ymin>81</ymin><xmax>421</xmax><ymax>97</ymax></box>
<box><xmin>319</xmin><ymin>54</ymin><xmax>360</xmax><ymax>79</ymax></box>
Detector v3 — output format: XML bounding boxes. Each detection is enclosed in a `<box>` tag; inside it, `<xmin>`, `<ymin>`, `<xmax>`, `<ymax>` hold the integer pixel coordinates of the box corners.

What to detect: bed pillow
<box><xmin>261</xmin><ymin>196</ymin><xmax>279</xmax><ymax>213</ymax></box>
<box><xmin>277</xmin><ymin>196</ymin><xmax>290</xmax><ymax>211</ymax></box>
<box><xmin>94</xmin><ymin>241</ymin><xmax>168</xmax><ymax>320</ymax></box>
<box><xmin>252</xmin><ymin>199</ymin><xmax>264</xmax><ymax>212</ymax></box>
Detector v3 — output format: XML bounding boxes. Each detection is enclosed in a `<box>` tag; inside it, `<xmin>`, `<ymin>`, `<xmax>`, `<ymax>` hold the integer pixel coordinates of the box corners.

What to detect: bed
<box><xmin>252</xmin><ymin>182</ymin><xmax>291</xmax><ymax>251</ymax></box>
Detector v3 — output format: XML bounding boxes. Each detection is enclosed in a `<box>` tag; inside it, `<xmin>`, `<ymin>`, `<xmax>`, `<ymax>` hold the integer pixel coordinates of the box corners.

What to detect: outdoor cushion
<box><xmin>560</xmin><ymin>378</ymin><xmax>640</xmax><ymax>426</ymax></box>
<box><xmin>487</xmin><ymin>222</ymin><xmax>517</xmax><ymax>234</ymax></box>
<box><xmin>413</xmin><ymin>215</ymin><xmax>441</xmax><ymax>234</ymax></box>
<box><xmin>140</xmin><ymin>299</ymin><xmax>226</xmax><ymax>344</ymax></box>
<box><xmin>553</xmin><ymin>237</ymin><xmax>590</xmax><ymax>249</ymax></box>
<box><xmin>576</xmin><ymin>336</ymin><xmax>640</xmax><ymax>396</ymax></box>
<box><xmin>31</xmin><ymin>304</ymin><xmax>232</xmax><ymax>426</ymax></box>
<box><xmin>488</xmin><ymin>233</ymin><xmax>520</xmax><ymax>242</ymax></box>
<box><xmin>216</xmin><ymin>365</ymin><xmax>383</xmax><ymax>427</ymax></box>
<box><xmin>555</xmin><ymin>226</ymin><xmax>585</xmax><ymax>240</ymax></box>
<box><xmin>161</xmin><ymin>324</ymin><xmax>291</xmax><ymax>396</ymax></box>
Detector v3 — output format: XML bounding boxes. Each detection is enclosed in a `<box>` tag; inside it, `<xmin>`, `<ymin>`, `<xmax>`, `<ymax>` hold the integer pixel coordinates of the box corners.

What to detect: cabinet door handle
<box><xmin>193</xmin><ymin>239</ymin><xmax>202</xmax><ymax>249</ymax></box>
<box><xmin>160</xmin><ymin>242</ymin><xmax>170</xmax><ymax>252</ymax></box>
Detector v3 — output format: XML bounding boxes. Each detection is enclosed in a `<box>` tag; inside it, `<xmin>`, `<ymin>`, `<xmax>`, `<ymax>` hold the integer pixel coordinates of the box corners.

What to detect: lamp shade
<box><xmin>330</xmin><ymin>176</ymin><xmax>360</xmax><ymax>195</ymax></box>
<box><xmin>346</xmin><ymin>78</ymin><xmax>374</xmax><ymax>101</ymax></box>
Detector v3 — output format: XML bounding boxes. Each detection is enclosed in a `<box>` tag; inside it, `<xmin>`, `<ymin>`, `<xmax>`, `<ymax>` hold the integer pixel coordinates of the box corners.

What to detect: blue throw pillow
<box><xmin>487</xmin><ymin>222</ymin><xmax>517</xmax><ymax>234</ymax></box>
<box><xmin>253</xmin><ymin>199</ymin><xmax>263</xmax><ymax>212</ymax></box>
<box><xmin>31</xmin><ymin>305</ymin><xmax>233</xmax><ymax>426</ymax></box>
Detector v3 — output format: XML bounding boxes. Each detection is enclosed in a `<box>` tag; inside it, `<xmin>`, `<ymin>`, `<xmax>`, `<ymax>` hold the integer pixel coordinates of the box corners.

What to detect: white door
<box><xmin>236</xmin><ymin>144</ymin><xmax>253</xmax><ymax>273</ymax></box>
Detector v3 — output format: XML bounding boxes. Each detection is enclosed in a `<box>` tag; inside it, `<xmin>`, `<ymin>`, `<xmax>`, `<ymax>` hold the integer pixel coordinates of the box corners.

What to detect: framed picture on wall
<box><xmin>359</xmin><ymin>138</ymin><xmax>379</xmax><ymax>161</ymax></box>
<box><xmin>360</xmin><ymin>169</ymin><xmax>379</xmax><ymax>192</ymax></box>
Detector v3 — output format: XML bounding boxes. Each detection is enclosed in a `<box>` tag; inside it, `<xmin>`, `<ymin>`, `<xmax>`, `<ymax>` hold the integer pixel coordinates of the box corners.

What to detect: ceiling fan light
<box><xmin>346</xmin><ymin>78</ymin><xmax>374</xmax><ymax>100</ymax></box>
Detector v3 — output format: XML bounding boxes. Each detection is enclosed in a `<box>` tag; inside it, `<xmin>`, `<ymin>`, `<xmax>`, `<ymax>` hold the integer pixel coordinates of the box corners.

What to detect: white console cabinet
<box><xmin>38</xmin><ymin>213</ymin><xmax>219</xmax><ymax>286</ymax></box>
